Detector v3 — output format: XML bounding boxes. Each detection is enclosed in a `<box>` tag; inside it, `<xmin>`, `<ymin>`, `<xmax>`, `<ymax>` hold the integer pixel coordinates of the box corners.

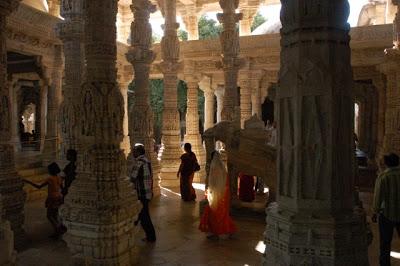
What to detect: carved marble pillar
<box><xmin>48</xmin><ymin>0</ymin><xmax>60</xmax><ymax>17</ymax></box>
<box><xmin>239</xmin><ymin>8</ymin><xmax>256</xmax><ymax>36</ymax></box>
<box><xmin>159</xmin><ymin>0</ymin><xmax>182</xmax><ymax>187</ymax></box>
<box><xmin>182</xmin><ymin>13</ymin><xmax>199</xmax><ymax>40</ymax></box>
<box><xmin>214</xmin><ymin>85</ymin><xmax>224</xmax><ymax>123</ymax></box>
<box><xmin>43</xmin><ymin>47</ymin><xmax>63</xmax><ymax>162</ymax></box>
<box><xmin>126</xmin><ymin>0</ymin><xmax>160</xmax><ymax>196</ymax></box>
<box><xmin>200</xmin><ymin>78</ymin><xmax>215</xmax><ymax>131</ymax></box>
<box><xmin>9</xmin><ymin>79</ymin><xmax>21</xmax><ymax>152</ymax></box>
<box><xmin>117</xmin><ymin>3</ymin><xmax>133</xmax><ymax>44</ymax></box>
<box><xmin>116</xmin><ymin>72</ymin><xmax>131</xmax><ymax>156</ymax></box>
<box><xmin>60</xmin><ymin>0</ymin><xmax>140</xmax><ymax>264</ymax></box>
<box><xmin>0</xmin><ymin>0</ymin><xmax>26</xmax><ymax>250</ymax></box>
<box><xmin>373</xmin><ymin>75</ymin><xmax>386</xmax><ymax>160</ymax></box>
<box><xmin>56</xmin><ymin>0</ymin><xmax>84</xmax><ymax>156</ymax></box>
<box><xmin>239</xmin><ymin>77</ymin><xmax>252</xmax><ymax>128</ymax></box>
<box><xmin>264</xmin><ymin>1</ymin><xmax>369</xmax><ymax>265</ymax></box>
<box><xmin>251</xmin><ymin>85</ymin><xmax>261</xmax><ymax>119</ymax></box>
<box><xmin>217</xmin><ymin>0</ymin><xmax>242</xmax><ymax>126</ymax></box>
<box><xmin>184</xmin><ymin>73</ymin><xmax>206</xmax><ymax>183</ymax></box>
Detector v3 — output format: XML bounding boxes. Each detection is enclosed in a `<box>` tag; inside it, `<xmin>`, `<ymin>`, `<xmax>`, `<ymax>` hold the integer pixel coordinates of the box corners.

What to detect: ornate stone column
<box><xmin>373</xmin><ymin>75</ymin><xmax>386</xmax><ymax>160</ymax></box>
<box><xmin>159</xmin><ymin>0</ymin><xmax>182</xmax><ymax>187</ymax></box>
<box><xmin>251</xmin><ymin>85</ymin><xmax>261</xmax><ymax>118</ymax></box>
<box><xmin>0</xmin><ymin>194</ymin><xmax>16</xmax><ymax>265</ymax></box>
<box><xmin>184</xmin><ymin>70</ymin><xmax>206</xmax><ymax>183</ymax></box>
<box><xmin>126</xmin><ymin>0</ymin><xmax>160</xmax><ymax>196</ymax></box>
<box><xmin>264</xmin><ymin>1</ymin><xmax>369</xmax><ymax>265</ymax></box>
<box><xmin>379</xmin><ymin>2</ymin><xmax>400</xmax><ymax>156</ymax></box>
<box><xmin>0</xmin><ymin>0</ymin><xmax>26</xmax><ymax>250</ymax></box>
<box><xmin>56</xmin><ymin>0</ymin><xmax>84</xmax><ymax>156</ymax></box>
<box><xmin>60</xmin><ymin>0</ymin><xmax>140</xmax><ymax>264</ymax></box>
<box><xmin>116</xmin><ymin>73</ymin><xmax>130</xmax><ymax>156</ymax></box>
<box><xmin>214</xmin><ymin>85</ymin><xmax>224</xmax><ymax>123</ymax></box>
<box><xmin>239</xmin><ymin>8</ymin><xmax>256</xmax><ymax>36</ymax></box>
<box><xmin>182</xmin><ymin>6</ymin><xmax>199</xmax><ymax>41</ymax></box>
<box><xmin>43</xmin><ymin>47</ymin><xmax>63</xmax><ymax>162</ymax></box>
<box><xmin>48</xmin><ymin>0</ymin><xmax>60</xmax><ymax>17</ymax></box>
<box><xmin>217</xmin><ymin>0</ymin><xmax>242</xmax><ymax>125</ymax></box>
<box><xmin>200</xmin><ymin>77</ymin><xmax>215</xmax><ymax>130</ymax></box>
<box><xmin>9</xmin><ymin>79</ymin><xmax>21</xmax><ymax>152</ymax></box>
<box><xmin>117</xmin><ymin>2</ymin><xmax>133</xmax><ymax>44</ymax></box>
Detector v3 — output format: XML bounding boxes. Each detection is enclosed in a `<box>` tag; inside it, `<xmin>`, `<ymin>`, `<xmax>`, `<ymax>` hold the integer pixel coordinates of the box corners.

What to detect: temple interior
<box><xmin>1</xmin><ymin>0</ymin><xmax>400</xmax><ymax>265</ymax></box>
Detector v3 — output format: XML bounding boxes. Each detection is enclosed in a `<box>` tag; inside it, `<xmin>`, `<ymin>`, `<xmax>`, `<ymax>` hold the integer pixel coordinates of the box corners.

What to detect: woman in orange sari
<box><xmin>177</xmin><ymin>143</ymin><xmax>198</xmax><ymax>201</ymax></box>
<box><xmin>199</xmin><ymin>151</ymin><xmax>236</xmax><ymax>238</ymax></box>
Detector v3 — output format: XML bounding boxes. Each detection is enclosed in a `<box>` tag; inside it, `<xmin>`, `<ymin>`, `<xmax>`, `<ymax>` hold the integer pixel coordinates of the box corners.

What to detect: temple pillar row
<box><xmin>117</xmin><ymin>3</ymin><xmax>134</xmax><ymax>44</ymax></box>
<box><xmin>56</xmin><ymin>0</ymin><xmax>84</xmax><ymax>156</ymax></box>
<box><xmin>60</xmin><ymin>0</ymin><xmax>140</xmax><ymax>264</ymax></box>
<box><xmin>183</xmin><ymin>12</ymin><xmax>199</xmax><ymax>40</ymax></box>
<box><xmin>159</xmin><ymin>0</ymin><xmax>182</xmax><ymax>187</ymax></box>
<box><xmin>264</xmin><ymin>1</ymin><xmax>369</xmax><ymax>265</ymax></box>
<box><xmin>218</xmin><ymin>0</ymin><xmax>243</xmax><ymax>125</ymax></box>
<box><xmin>116</xmin><ymin>74</ymin><xmax>131</xmax><ymax>156</ymax></box>
<box><xmin>126</xmin><ymin>0</ymin><xmax>160</xmax><ymax>196</ymax></box>
<box><xmin>214</xmin><ymin>85</ymin><xmax>224</xmax><ymax>124</ymax></box>
<box><xmin>0</xmin><ymin>0</ymin><xmax>26</xmax><ymax>250</ymax></box>
<box><xmin>184</xmin><ymin>71</ymin><xmax>206</xmax><ymax>183</ymax></box>
<box><xmin>200</xmin><ymin>77</ymin><xmax>214</xmax><ymax>131</ymax></box>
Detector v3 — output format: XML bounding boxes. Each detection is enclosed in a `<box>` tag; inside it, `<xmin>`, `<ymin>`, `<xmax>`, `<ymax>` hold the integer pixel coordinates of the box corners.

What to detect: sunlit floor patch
<box><xmin>160</xmin><ymin>186</ymin><xmax>181</xmax><ymax>197</ymax></box>
<box><xmin>193</xmin><ymin>183</ymin><xmax>205</xmax><ymax>191</ymax></box>
<box><xmin>255</xmin><ymin>240</ymin><xmax>266</xmax><ymax>254</ymax></box>
<box><xmin>391</xmin><ymin>251</ymin><xmax>400</xmax><ymax>259</ymax></box>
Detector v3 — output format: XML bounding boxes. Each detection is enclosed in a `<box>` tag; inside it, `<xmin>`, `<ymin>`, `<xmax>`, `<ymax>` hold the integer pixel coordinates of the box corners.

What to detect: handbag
<box><xmin>194</xmin><ymin>160</ymin><xmax>201</xmax><ymax>172</ymax></box>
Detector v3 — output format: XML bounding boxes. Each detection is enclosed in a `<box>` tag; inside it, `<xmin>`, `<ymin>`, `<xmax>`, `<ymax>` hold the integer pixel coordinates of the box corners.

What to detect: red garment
<box><xmin>199</xmin><ymin>176</ymin><xmax>236</xmax><ymax>235</ymax></box>
<box><xmin>179</xmin><ymin>153</ymin><xmax>197</xmax><ymax>201</ymax></box>
<box><xmin>238</xmin><ymin>173</ymin><xmax>255</xmax><ymax>202</ymax></box>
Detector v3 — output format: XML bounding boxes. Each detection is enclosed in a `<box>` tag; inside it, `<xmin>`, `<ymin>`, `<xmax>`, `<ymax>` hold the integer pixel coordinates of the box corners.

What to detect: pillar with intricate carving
<box><xmin>43</xmin><ymin>47</ymin><xmax>63</xmax><ymax>162</ymax></box>
<box><xmin>56</xmin><ymin>0</ymin><xmax>84</xmax><ymax>156</ymax></box>
<box><xmin>373</xmin><ymin>75</ymin><xmax>386</xmax><ymax>160</ymax></box>
<box><xmin>126</xmin><ymin>0</ymin><xmax>160</xmax><ymax>196</ymax></box>
<box><xmin>239</xmin><ymin>8</ymin><xmax>256</xmax><ymax>36</ymax></box>
<box><xmin>214</xmin><ymin>85</ymin><xmax>224</xmax><ymax>123</ymax></box>
<box><xmin>117</xmin><ymin>2</ymin><xmax>133</xmax><ymax>44</ymax></box>
<box><xmin>379</xmin><ymin>2</ymin><xmax>400</xmax><ymax>156</ymax></box>
<box><xmin>251</xmin><ymin>85</ymin><xmax>261</xmax><ymax>119</ymax></box>
<box><xmin>201</xmin><ymin>78</ymin><xmax>215</xmax><ymax>131</ymax></box>
<box><xmin>184</xmin><ymin>73</ymin><xmax>206</xmax><ymax>183</ymax></box>
<box><xmin>159</xmin><ymin>0</ymin><xmax>182</xmax><ymax>187</ymax></box>
<box><xmin>182</xmin><ymin>7</ymin><xmax>199</xmax><ymax>41</ymax></box>
<box><xmin>116</xmin><ymin>73</ymin><xmax>131</xmax><ymax>156</ymax></box>
<box><xmin>60</xmin><ymin>0</ymin><xmax>140</xmax><ymax>264</ymax></box>
<box><xmin>217</xmin><ymin>0</ymin><xmax>242</xmax><ymax>125</ymax></box>
<box><xmin>0</xmin><ymin>0</ymin><xmax>26</xmax><ymax>250</ymax></box>
<box><xmin>264</xmin><ymin>1</ymin><xmax>369</xmax><ymax>264</ymax></box>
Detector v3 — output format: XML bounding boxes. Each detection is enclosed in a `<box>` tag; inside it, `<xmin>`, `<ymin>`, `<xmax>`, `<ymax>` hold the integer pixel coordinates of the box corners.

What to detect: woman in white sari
<box><xmin>199</xmin><ymin>151</ymin><xmax>236</xmax><ymax>238</ymax></box>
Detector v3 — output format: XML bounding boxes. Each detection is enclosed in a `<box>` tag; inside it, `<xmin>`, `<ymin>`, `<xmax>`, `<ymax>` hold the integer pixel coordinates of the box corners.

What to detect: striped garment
<box><xmin>129</xmin><ymin>155</ymin><xmax>153</xmax><ymax>200</ymax></box>
<box><xmin>372</xmin><ymin>167</ymin><xmax>400</xmax><ymax>222</ymax></box>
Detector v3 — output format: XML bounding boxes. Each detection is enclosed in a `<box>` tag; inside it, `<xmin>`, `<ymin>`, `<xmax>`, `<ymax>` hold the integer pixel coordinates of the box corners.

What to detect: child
<box><xmin>24</xmin><ymin>162</ymin><xmax>66</xmax><ymax>239</ymax></box>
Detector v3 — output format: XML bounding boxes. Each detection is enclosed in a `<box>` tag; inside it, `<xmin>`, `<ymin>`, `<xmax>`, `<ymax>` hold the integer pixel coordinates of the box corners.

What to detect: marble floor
<box><xmin>16</xmin><ymin>187</ymin><xmax>400</xmax><ymax>266</ymax></box>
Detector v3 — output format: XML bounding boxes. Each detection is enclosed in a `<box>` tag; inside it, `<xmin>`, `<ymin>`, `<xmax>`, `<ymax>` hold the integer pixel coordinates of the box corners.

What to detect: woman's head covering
<box><xmin>207</xmin><ymin>151</ymin><xmax>227</xmax><ymax>210</ymax></box>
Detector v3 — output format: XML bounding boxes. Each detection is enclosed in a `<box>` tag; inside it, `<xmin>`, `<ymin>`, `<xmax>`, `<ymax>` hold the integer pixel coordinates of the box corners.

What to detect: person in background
<box><xmin>199</xmin><ymin>151</ymin><xmax>236</xmax><ymax>239</ymax></box>
<box><xmin>23</xmin><ymin>162</ymin><xmax>66</xmax><ymax>239</ymax></box>
<box><xmin>61</xmin><ymin>149</ymin><xmax>77</xmax><ymax>198</ymax></box>
<box><xmin>238</xmin><ymin>172</ymin><xmax>255</xmax><ymax>202</ymax></box>
<box><xmin>177</xmin><ymin>143</ymin><xmax>199</xmax><ymax>202</ymax></box>
<box><xmin>130</xmin><ymin>144</ymin><xmax>156</xmax><ymax>243</ymax></box>
<box><xmin>372</xmin><ymin>153</ymin><xmax>400</xmax><ymax>266</ymax></box>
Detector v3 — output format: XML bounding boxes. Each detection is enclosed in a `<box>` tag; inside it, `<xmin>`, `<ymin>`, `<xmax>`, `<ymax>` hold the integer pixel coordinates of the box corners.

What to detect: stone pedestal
<box><xmin>60</xmin><ymin>1</ymin><xmax>140</xmax><ymax>264</ymax></box>
<box><xmin>0</xmin><ymin>0</ymin><xmax>26</xmax><ymax>250</ymax></box>
<box><xmin>264</xmin><ymin>1</ymin><xmax>369</xmax><ymax>265</ymax></box>
<box><xmin>159</xmin><ymin>0</ymin><xmax>182</xmax><ymax>188</ymax></box>
<box><xmin>126</xmin><ymin>0</ymin><xmax>160</xmax><ymax>197</ymax></box>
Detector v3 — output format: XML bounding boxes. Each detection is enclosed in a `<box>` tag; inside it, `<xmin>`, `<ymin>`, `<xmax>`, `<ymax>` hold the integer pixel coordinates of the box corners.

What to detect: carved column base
<box><xmin>61</xmin><ymin>149</ymin><xmax>140</xmax><ymax>265</ymax></box>
<box><xmin>264</xmin><ymin>205</ymin><xmax>370</xmax><ymax>266</ymax></box>
<box><xmin>184</xmin><ymin>133</ymin><xmax>206</xmax><ymax>183</ymax></box>
<box><xmin>160</xmin><ymin>135</ymin><xmax>182</xmax><ymax>188</ymax></box>
<box><xmin>0</xmin><ymin>145</ymin><xmax>26</xmax><ymax>250</ymax></box>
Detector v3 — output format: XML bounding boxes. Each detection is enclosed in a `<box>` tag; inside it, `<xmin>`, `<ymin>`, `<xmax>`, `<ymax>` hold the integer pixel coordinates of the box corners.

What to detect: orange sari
<box><xmin>199</xmin><ymin>176</ymin><xmax>236</xmax><ymax>235</ymax></box>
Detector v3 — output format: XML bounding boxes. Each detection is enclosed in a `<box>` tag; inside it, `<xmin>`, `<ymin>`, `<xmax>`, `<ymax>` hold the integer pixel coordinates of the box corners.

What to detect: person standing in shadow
<box><xmin>130</xmin><ymin>144</ymin><xmax>156</xmax><ymax>243</ymax></box>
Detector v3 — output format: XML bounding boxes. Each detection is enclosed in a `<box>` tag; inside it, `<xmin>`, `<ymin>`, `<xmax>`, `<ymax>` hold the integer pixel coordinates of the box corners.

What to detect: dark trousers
<box><xmin>139</xmin><ymin>199</ymin><xmax>156</xmax><ymax>241</ymax></box>
<box><xmin>379</xmin><ymin>214</ymin><xmax>400</xmax><ymax>266</ymax></box>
